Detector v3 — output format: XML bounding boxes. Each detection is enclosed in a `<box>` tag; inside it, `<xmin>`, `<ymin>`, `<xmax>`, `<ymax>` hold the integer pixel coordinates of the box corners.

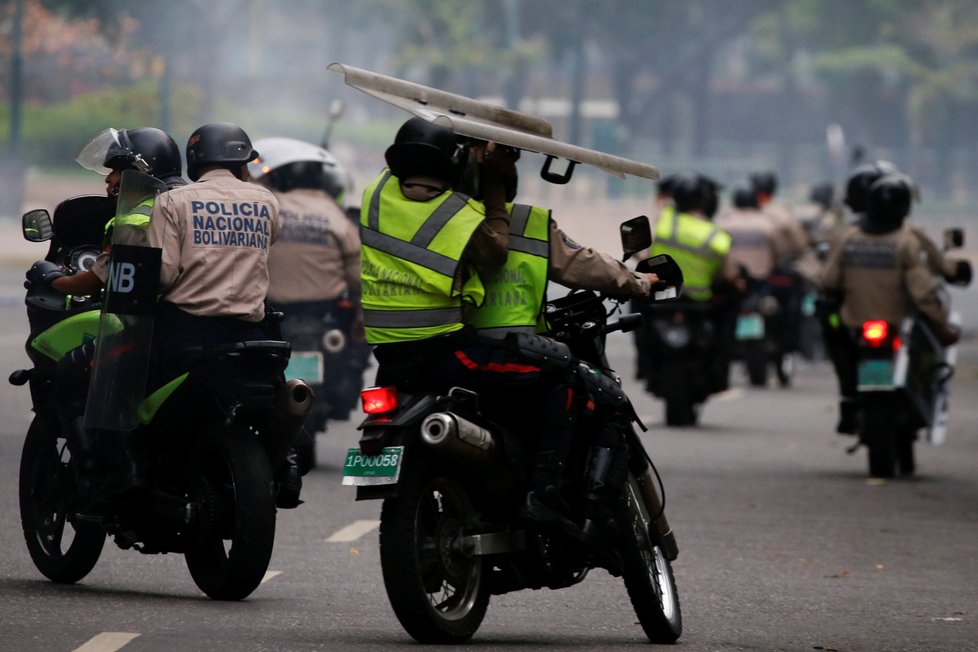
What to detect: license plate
<box><xmin>342</xmin><ymin>446</ymin><xmax>404</xmax><ymax>486</ymax></box>
<box><xmin>285</xmin><ymin>351</ymin><xmax>324</xmax><ymax>384</ymax></box>
<box><xmin>735</xmin><ymin>313</ymin><xmax>765</xmax><ymax>340</ymax></box>
<box><xmin>858</xmin><ymin>359</ymin><xmax>894</xmax><ymax>387</ymax></box>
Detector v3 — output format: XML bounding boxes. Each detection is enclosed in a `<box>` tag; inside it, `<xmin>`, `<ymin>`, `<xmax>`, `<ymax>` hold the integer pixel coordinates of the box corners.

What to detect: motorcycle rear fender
<box><xmin>356</xmin><ymin>392</ymin><xmax>441</xmax><ymax>455</ymax></box>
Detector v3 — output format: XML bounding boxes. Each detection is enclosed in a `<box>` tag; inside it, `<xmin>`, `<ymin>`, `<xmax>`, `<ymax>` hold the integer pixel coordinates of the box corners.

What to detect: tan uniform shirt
<box><xmin>147</xmin><ymin>169</ymin><xmax>281</xmax><ymax>323</ymax></box>
<box><xmin>818</xmin><ymin>223</ymin><xmax>953</xmax><ymax>340</ymax></box>
<box><xmin>909</xmin><ymin>222</ymin><xmax>958</xmax><ymax>279</ymax></box>
<box><xmin>266</xmin><ymin>188</ymin><xmax>360</xmax><ymax>304</ymax></box>
<box><xmin>716</xmin><ymin>208</ymin><xmax>779</xmax><ymax>280</ymax></box>
<box><xmin>549</xmin><ymin>222</ymin><xmax>651</xmax><ymax>297</ymax></box>
<box><xmin>761</xmin><ymin>199</ymin><xmax>808</xmax><ymax>265</ymax></box>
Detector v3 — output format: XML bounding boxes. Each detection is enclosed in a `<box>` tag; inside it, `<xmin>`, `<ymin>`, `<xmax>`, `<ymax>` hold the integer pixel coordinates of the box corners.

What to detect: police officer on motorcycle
<box><xmin>819</xmin><ymin>174</ymin><xmax>960</xmax><ymax>434</ymax></box>
<box><xmin>35</xmin><ymin>127</ymin><xmax>187</xmax><ymax>500</ymax></box>
<box><xmin>646</xmin><ymin>173</ymin><xmax>741</xmax><ymax>391</ymax></box>
<box><xmin>250</xmin><ymin>137</ymin><xmax>363</xmax><ymax>432</ymax></box>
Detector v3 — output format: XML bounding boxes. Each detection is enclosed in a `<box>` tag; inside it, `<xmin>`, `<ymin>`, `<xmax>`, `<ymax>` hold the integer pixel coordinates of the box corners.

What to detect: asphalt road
<box><xmin>1</xmin><ymin>236</ymin><xmax>977</xmax><ymax>651</ymax></box>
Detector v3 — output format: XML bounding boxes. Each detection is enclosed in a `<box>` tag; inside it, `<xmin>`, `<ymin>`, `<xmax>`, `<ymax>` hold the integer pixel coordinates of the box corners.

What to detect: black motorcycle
<box><xmin>342</xmin><ymin>216</ymin><xmax>684</xmax><ymax>644</ymax></box>
<box><xmin>12</xmin><ymin>188</ymin><xmax>312</xmax><ymax>600</ymax></box>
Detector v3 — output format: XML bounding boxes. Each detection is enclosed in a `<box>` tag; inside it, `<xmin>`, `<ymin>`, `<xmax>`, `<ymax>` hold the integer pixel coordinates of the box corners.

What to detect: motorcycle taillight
<box><xmin>862</xmin><ymin>320</ymin><xmax>888</xmax><ymax>347</ymax></box>
<box><xmin>361</xmin><ymin>386</ymin><xmax>398</xmax><ymax>414</ymax></box>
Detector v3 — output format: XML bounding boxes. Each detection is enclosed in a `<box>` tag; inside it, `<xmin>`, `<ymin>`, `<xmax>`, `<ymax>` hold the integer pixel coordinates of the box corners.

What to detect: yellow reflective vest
<box><xmin>465</xmin><ymin>204</ymin><xmax>550</xmax><ymax>337</ymax></box>
<box><xmin>359</xmin><ymin>171</ymin><xmax>487</xmax><ymax>344</ymax></box>
<box><xmin>651</xmin><ymin>209</ymin><xmax>731</xmax><ymax>301</ymax></box>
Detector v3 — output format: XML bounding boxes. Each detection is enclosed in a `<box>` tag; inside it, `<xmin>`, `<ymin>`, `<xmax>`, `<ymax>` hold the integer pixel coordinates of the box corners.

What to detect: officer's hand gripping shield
<box><xmin>84</xmin><ymin>170</ymin><xmax>165</xmax><ymax>432</ymax></box>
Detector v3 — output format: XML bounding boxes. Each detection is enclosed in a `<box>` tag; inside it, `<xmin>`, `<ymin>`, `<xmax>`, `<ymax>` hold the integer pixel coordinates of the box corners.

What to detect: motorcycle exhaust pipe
<box><xmin>421</xmin><ymin>412</ymin><xmax>495</xmax><ymax>464</ymax></box>
<box><xmin>269</xmin><ymin>379</ymin><xmax>315</xmax><ymax>464</ymax></box>
<box><xmin>323</xmin><ymin>328</ymin><xmax>346</xmax><ymax>353</ymax></box>
<box><xmin>635</xmin><ymin>465</ymin><xmax>679</xmax><ymax>561</ymax></box>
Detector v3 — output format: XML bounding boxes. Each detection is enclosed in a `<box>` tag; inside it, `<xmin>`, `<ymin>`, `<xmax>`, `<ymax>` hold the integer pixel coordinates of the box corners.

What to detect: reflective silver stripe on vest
<box><xmin>362</xmin><ymin>173</ymin><xmax>469</xmax><ymax>278</ymax></box>
<box><xmin>510</xmin><ymin>204</ymin><xmax>532</xmax><ymax>233</ymax></box>
<box><xmin>658</xmin><ymin>215</ymin><xmax>724</xmax><ymax>261</ymax></box>
<box><xmin>363</xmin><ymin>307</ymin><xmax>461</xmax><ymax>328</ymax></box>
<box><xmin>360</xmin><ymin>228</ymin><xmax>458</xmax><ymax>277</ymax></box>
<box><xmin>412</xmin><ymin>193</ymin><xmax>469</xmax><ymax>246</ymax></box>
<box><xmin>130</xmin><ymin>204</ymin><xmax>154</xmax><ymax>217</ymax></box>
<box><xmin>508</xmin><ymin>203</ymin><xmax>548</xmax><ymax>256</ymax></box>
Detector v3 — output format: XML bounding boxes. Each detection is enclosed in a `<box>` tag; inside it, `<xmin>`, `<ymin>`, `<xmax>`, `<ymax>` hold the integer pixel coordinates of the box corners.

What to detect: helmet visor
<box><xmin>75</xmin><ymin>128</ymin><xmax>140</xmax><ymax>175</ymax></box>
<box><xmin>248</xmin><ymin>137</ymin><xmax>339</xmax><ymax>180</ymax></box>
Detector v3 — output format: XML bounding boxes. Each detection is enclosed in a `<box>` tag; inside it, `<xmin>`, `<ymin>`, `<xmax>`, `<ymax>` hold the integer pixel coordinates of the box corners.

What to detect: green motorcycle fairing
<box><xmin>31</xmin><ymin>310</ymin><xmax>123</xmax><ymax>361</ymax></box>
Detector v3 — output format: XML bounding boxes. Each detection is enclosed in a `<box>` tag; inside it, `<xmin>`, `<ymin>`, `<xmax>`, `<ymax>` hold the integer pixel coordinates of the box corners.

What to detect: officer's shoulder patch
<box><xmin>560</xmin><ymin>231</ymin><xmax>581</xmax><ymax>249</ymax></box>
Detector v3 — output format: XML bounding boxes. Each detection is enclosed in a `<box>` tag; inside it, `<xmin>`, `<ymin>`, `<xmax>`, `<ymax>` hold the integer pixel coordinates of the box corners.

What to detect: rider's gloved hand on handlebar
<box><xmin>24</xmin><ymin>260</ymin><xmax>65</xmax><ymax>291</ymax></box>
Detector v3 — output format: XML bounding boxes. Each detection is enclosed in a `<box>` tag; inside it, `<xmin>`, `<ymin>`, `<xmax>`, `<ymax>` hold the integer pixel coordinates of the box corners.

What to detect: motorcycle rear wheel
<box><xmin>184</xmin><ymin>429</ymin><xmax>276</xmax><ymax>600</ymax></box>
<box><xmin>379</xmin><ymin>455</ymin><xmax>490</xmax><ymax>643</ymax></box>
<box><xmin>863</xmin><ymin>405</ymin><xmax>895</xmax><ymax>479</ymax></box>
<box><xmin>744</xmin><ymin>341</ymin><xmax>768</xmax><ymax>387</ymax></box>
<box><xmin>19</xmin><ymin>417</ymin><xmax>105</xmax><ymax>584</ymax></box>
<box><xmin>619</xmin><ymin>473</ymin><xmax>682</xmax><ymax>643</ymax></box>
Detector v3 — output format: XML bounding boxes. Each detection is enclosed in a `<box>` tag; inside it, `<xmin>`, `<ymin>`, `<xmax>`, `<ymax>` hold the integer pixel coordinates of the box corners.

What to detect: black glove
<box><xmin>24</xmin><ymin>260</ymin><xmax>65</xmax><ymax>291</ymax></box>
<box><xmin>948</xmin><ymin>260</ymin><xmax>972</xmax><ymax>288</ymax></box>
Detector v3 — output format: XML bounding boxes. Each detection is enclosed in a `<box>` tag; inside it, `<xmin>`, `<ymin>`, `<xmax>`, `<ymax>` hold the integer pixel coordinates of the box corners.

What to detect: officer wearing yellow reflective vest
<box><xmin>463</xmin><ymin>196</ymin><xmax>658</xmax><ymax>564</ymax></box>
<box><xmin>646</xmin><ymin>173</ymin><xmax>742</xmax><ymax>390</ymax></box>
<box><xmin>361</xmin><ymin>117</ymin><xmax>518</xmax><ymax>385</ymax></box>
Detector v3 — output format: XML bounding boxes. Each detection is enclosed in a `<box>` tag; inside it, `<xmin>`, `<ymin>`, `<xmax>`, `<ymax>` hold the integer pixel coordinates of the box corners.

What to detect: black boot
<box><xmin>97</xmin><ymin>431</ymin><xmax>146</xmax><ymax>498</ymax></box>
<box><xmin>65</xmin><ymin>416</ymin><xmax>100</xmax><ymax>498</ymax></box>
<box><xmin>275</xmin><ymin>448</ymin><xmax>303</xmax><ymax>509</ymax></box>
<box><xmin>579</xmin><ymin>445</ymin><xmax>630</xmax><ymax>574</ymax></box>
<box><xmin>836</xmin><ymin>398</ymin><xmax>858</xmax><ymax>435</ymax></box>
<box><xmin>520</xmin><ymin>452</ymin><xmax>578</xmax><ymax>532</ymax></box>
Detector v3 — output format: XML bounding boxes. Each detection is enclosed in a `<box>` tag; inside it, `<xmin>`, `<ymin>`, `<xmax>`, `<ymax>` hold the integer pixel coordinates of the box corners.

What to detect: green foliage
<box><xmin>0</xmin><ymin>82</ymin><xmax>200</xmax><ymax>168</ymax></box>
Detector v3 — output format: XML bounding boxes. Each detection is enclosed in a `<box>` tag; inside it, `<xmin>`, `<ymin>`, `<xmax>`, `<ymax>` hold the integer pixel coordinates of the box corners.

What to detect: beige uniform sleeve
<box><xmin>338</xmin><ymin>217</ymin><xmax>361</xmax><ymax>294</ymax></box>
<box><xmin>549</xmin><ymin>221</ymin><xmax>650</xmax><ymax>297</ymax></box>
<box><xmin>146</xmin><ymin>192</ymin><xmax>182</xmax><ymax>292</ymax></box>
<box><xmin>817</xmin><ymin>235</ymin><xmax>845</xmax><ymax>292</ymax></box>
<box><xmin>911</xmin><ymin>224</ymin><xmax>956</xmax><ymax>279</ymax></box>
<box><xmin>900</xmin><ymin>235</ymin><xmax>954</xmax><ymax>340</ymax></box>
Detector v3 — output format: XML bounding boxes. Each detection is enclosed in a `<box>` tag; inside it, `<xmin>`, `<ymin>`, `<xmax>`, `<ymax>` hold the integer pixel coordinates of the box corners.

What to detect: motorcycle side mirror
<box><xmin>620</xmin><ymin>215</ymin><xmax>653</xmax><ymax>261</ymax></box>
<box><xmin>636</xmin><ymin>253</ymin><xmax>685</xmax><ymax>302</ymax></box>
<box><xmin>22</xmin><ymin>209</ymin><xmax>53</xmax><ymax>243</ymax></box>
<box><xmin>540</xmin><ymin>155</ymin><xmax>576</xmax><ymax>185</ymax></box>
<box><xmin>943</xmin><ymin>227</ymin><xmax>964</xmax><ymax>250</ymax></box>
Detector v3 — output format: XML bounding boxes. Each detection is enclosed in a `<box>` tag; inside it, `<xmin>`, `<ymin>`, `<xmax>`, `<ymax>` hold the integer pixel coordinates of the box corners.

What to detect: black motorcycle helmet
<box><xmin>843</xmin><ymin>160</ymin><xmax>898</xmax><ymax>214</ymax></box>
<box><xmin>186</xmin><ymin>122</ymin><xmax>259</xmax><ymax>182</ymax></box>
<box><xmin>698</xmin><ymin>174</ymin><xmax>723</xmax><ymax>218</ymax></box>
<box><xmin>106</xmin><ymin>128</ymin><xmax>183</xmax><ymax>185</ymax></box>
<box><xmin>671</xmin><ymin>173</ymin><xmax>707</xmax><ymax>214</ymax></box>
<box><xmin>750</xmin><ymin>171</ymin><xmax>778</xmax><ymax>196</ymax></box>
<box><xmin>863</xmin><ymin>174</ymin><xmax>912</xmax><ymax>234</ymax></box>
<box><xmin>733</xmin><ymin>184</ymin><xmax>758</xmax><ymax>209</ymax></box>
<box><xmin>809</xmin><ymin>182</ymin><xmax>835</xmax><ymax>210</ymax></box>
<box><xmin>384</xmin><ymin>117</ymin><xmax>467</xmax><ymax>185</ymax></box>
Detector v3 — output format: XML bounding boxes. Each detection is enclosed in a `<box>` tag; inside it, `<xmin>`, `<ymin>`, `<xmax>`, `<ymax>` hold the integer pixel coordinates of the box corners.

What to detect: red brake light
<box><xmin>862</xmin><ymin>320</ymin><xmax>888</xmax><ymax>346</ymax></box>
<box><xmin>361</xmin><ymin>386</ymin><xmax>398</xmax><ymax>414</ymax></box>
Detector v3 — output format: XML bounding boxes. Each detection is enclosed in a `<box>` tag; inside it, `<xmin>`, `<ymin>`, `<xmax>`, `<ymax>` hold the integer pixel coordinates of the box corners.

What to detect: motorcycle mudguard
<box><xmin>84</xmin><ymin>170</ymin><xmax>165</xmax><ymax>432</ymax></box>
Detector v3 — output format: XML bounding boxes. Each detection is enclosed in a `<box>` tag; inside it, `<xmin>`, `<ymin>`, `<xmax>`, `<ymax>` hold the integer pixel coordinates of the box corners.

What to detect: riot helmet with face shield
<box><xmin>76</xmin><ymin>127</ymin><xmax>183</xmax><ymax>187</ymax></box>
<box><xmin>248</xmin><ymin>137</ymin><xmax>349</xmax><ymax>199</ymax></box>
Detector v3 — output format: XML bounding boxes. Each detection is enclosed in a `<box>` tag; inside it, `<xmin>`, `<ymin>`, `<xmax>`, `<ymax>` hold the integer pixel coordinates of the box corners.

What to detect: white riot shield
<box><xmin>927</xmin><ymin>310</ymin><xmax>961</xmax><ymax>446</ymax></box>
<box><xmin>84</xmin><ymin>170</ymin><xmax>165</xmax><ymax>432</ymax></box>
<box><xmin>327</xmin><ymin>63</ymin><xmax>659</xmax><ymax>181</ymax></box>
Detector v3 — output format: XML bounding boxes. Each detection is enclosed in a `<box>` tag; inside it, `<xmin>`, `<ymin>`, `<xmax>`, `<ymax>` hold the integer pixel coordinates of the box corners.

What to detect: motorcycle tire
<box><xmin>863</xmin><ymin>405</ymin><xmax>895</xmax><ymax>479</ymax></box>
<box><xmin>775</xmin><ymin>353</ymin><xmax>794</xmax><ymax>388</ymax></box>
<box><xmin>744</xmin><ymin>342</ymin><xmax>768</xmax><ymax>387</ymax></box>
<box><xmin>664</xmin><ymin>397</ymin><xmax>697</xmax><ymax>427</ymax></box>
<box><xmin>379</xmin><ymin>453</ymin><xmax>490</xmax><ymax>643</ymax></box>
<box><xmin>184</xmin><ymin>429</ymin><xmax>276</xmax><ymax>601</ymax></box>
<box><xmin>19</xmin><ymin>416</ymin><xmax>105</xmax><ymax>584</ymax></box>
<box><xmin>896</xmin><ymin>427</ymin><xmax>916</xmax><ymax>476</ymax></box>
<box><xmin>618</xmin><ymin>473</ymin><xmax>682</xmax><ymax>643</ymax></box>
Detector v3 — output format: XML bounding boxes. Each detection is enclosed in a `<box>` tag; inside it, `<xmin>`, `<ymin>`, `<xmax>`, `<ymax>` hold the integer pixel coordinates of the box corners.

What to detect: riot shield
<box><xmin>84</xmin><ymin>170</ymin><xmax>166</xmax><ymax>432</ymax></box>
<box><xmin>328</xmin><ymin>63</ymin><xmax>659</xmax><ymax>181</ymax></box>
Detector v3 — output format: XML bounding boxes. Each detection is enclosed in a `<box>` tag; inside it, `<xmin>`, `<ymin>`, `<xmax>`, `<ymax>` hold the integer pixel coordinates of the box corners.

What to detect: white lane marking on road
<box><xmin>73</xmin><ymin>632</ymin><xmax>140</xmax><ymax>652</ymax></box>
<box><xmin>261</xmin><ymin>570</ymin><xmax>282</xmax><ymax>584</ymax></box>
<box><xmin>327</xmin><ymin>519</ymin><xmax>380</xmax><ymax>542</ymax></box>
<box><xmin>714</xmin><ymin>388</ymin><xmax>745</xmax><ymax>402</ymax></box>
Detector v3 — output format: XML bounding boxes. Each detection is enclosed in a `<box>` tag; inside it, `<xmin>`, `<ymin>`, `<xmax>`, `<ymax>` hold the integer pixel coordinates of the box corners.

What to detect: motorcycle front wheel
<box><xmin>184</xmin><ymin>429</ymin><xmax>276</xmax><ymax>600</ymax></box>
<box><xmin>379</xmin><ymin>454</ymin><xmax>490</xmax><ymax>644</ymax></box>
<box><xmin>619</xmin><ymin>473</ymin><xmax>682</xmax><ymax>643</ymax></box>
<box><xmin>19</xmin><ymin>416</ymin><xmax>105</xmax><ymax>583</ymax></box>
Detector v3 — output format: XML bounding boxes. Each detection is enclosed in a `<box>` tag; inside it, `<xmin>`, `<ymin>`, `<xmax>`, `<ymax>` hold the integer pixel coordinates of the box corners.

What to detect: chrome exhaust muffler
<box><xmin>421</xmin><ymin>412</ymin><xmax>495</xmax><ymax>463</ymax></box>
